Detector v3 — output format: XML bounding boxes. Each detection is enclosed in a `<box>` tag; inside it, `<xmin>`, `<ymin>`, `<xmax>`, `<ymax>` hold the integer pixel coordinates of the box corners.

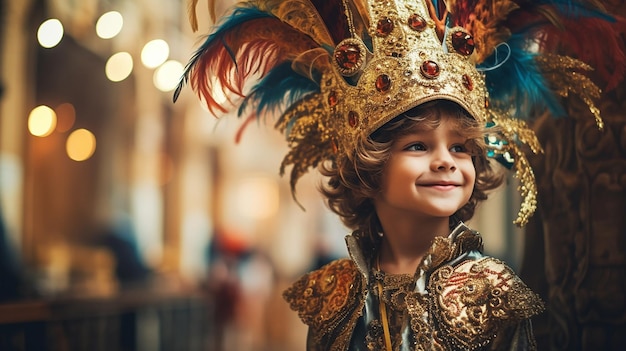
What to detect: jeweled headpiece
<box><xmin>175</xmin><ymin>0</ymin><xmax>625</xmax><ymax>226</ymax></box>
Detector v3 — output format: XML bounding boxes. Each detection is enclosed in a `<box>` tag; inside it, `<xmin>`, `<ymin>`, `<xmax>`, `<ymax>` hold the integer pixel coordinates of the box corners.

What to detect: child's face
<box><xmin>375</xmin><ymin>114</ymin><xmax>476</xmax><ymax>220</ymax></box>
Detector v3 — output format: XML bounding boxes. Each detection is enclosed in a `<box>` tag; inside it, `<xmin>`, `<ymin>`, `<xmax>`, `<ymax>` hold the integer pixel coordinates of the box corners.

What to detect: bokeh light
<box><xmin>141</xmin><ymin>39</ymin><xmax>170</xmax><ymax>69</ymax></box>
<box><xmin>37</xmin><ymin>19</ymin><xmax>64</xmax><ymax>48</ymax></box>
<box><xmin>153</xmin><ymin>60</ymin><xmax>183</xmax><ymax>92</ymax></box>
<box><xmin>55</xmin><ymin>103</ymin><xmax>76</xmax><ymax>133</ymax></box>
<box><xmin>28</xmin><ymin>105</ymin><xmax>57</xmax><ymax>137</ymax></box>
<box><xmin>96</xmin><ymin>11</ymin><xmax>124</xmax><ymax>39</ymax></box>
<box><xmin>105</xmin><ymin>52</ymin><xmax>133</xmax><ymax>82</ymax></box>
<box><xmin>66</xmin><ymin>129</ymin><xmax>96</xmax><ymax>161</ymax></box>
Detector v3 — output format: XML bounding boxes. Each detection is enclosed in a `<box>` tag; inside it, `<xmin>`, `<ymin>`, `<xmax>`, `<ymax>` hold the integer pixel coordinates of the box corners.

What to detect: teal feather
<box><xmin>238</xmin><ymin>62</ymin><xmax>320</xmax><ymax>118</ymax></box>
<box><xmin>174</xmin><ymin>5</ymin><xmax>274</xmax><ymax>103</ymax></box>
<box><xmin>482</xmin><ymin>34</ymin><xmax>564</xmax><ymax>119</ymax></box>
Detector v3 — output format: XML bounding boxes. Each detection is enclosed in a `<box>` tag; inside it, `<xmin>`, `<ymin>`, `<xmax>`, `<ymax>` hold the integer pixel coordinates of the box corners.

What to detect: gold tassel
<box><xmin>488</xmin><ymin>109</ymin><xmax>543</xmax><ymax>227</ymax></box>
<box><xmin>537</xmin><ymin>54</ymin><xmax>604</xmax><ymax>130</ymax></box>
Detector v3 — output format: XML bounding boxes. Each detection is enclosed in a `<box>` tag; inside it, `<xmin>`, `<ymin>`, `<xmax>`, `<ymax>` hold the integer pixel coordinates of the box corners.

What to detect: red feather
<box><xmin>540</xmin><ymin>15</ymin><xmax>626</xmax><ymax>91</ymax></box>
<box><xmin>235</xmin><ymin>113</ymin><xmax>257</xmax><ymax>143</ymax></box>
<box><xmin>188</xmin><ymin>17</ymin><xmax>319</xmax><ymax>115</ymax></box>
<box><xmin>504</xmin><ymin>3</ymin><xmax>626</xmax><ymax>91</ymax></box>
<box><xmin>448</xmin><ymin>0</ymin><xmax>480</xmax><ymax>27</ymax></box>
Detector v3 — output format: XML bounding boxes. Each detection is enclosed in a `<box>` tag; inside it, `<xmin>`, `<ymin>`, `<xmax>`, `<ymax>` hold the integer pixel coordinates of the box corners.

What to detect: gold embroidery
<box><xmin>283</xmin><ymin>258</ymin><xmax>364</xmax><ymax>348</ymax></box>
<box><xmin>284</xmin><ymin>228</ymin><xmax>544</xmax><ymax>351</ymax></box>
<box><xmin>429</xmin><ymin>257</ymin><xmax>544</xmax><ymax>350</ymax></box>
<box><xmin>368</xmin><ymin>272</ymin><xmax>439</xmax><ymax>350</ymax></box>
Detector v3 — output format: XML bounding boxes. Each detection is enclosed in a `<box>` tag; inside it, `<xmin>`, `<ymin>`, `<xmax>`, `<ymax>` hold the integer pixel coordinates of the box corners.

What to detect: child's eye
<box><xmin>405</xmin><ymin>143</ymin><xmax>427</xmax><ymax>151</ymax></box>
<box><xmin>450</xmin><ymin>144</ymin><xmax>467</xmax><ymax>153</ymax></box>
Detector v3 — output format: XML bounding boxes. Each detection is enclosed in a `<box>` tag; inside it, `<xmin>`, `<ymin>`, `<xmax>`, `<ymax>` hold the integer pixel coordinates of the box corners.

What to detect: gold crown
<box><xmin>276</xmin><ymin>0</ymin><xmax>488</xmax><ymax>162</ymax></box>
<box><xmin>273</xmin><ymin>0</ymin><xmax>498</xmax><ymax>192</ymax></box>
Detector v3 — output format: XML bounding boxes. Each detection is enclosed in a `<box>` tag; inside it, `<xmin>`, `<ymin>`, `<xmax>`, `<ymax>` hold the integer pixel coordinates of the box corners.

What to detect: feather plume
<box><xmin>276</xmin><ymin>92</ymin><xmax>332</xmax><ymax>198</ymax></box>
<box><xmin>478</xmin><ymin>0</ymin><xmax>626</xmax><ymax>118</ymax></box>
<box><xmin>235</xmin><ymin>113</ymin><xmax>258</xmax><ymax>143</ymax></box>
<box><xmin>208</xmin><ymin>0</ymin><xmax>216</xmax><ymax>23</ymax></box>
<box><xmin>505</xmin><ymin>0</ymin><xmax>626</xmax><ymax>90</ymax></box>
<box><xmin>537</xmin><ymin>54</ymin><xmax>604</xmax><ymax>128</ymax></box>
<box><xmin>257</xmin><ymin>0</ymin><xmax>335</xmax><ymax>47</ymax></box>
<box><xmin>238</xmin><ymin>61</ymin><xmax>319</xmax><ymax>118</ymax></box>
<box><xmin>464</xmin><ymin>0</ymin><xmax>519</xmax><ymax>63</ymax></box>
<box><xmin>174</xmin><ymin>5</ymin><xmax>320</xmax><ymax>116</ymax></box>
<box><xmin>188</xmin><ymin>0</ymin><xmax>200</xmax><ymax>32</ymax></box>
<box><xmin>482</xmin><ymin>34</ymin><xmax>564</xmax><ymax>119</ymax></box>
<box><xmin>444</xmin><ymin>0</ymin><xmax>474</xmax><ymax>24</ymax></box>
<box><xmin>538</xmin><ymin>15</ymin><xmax>626</xmax><ymax>91</ymax></box>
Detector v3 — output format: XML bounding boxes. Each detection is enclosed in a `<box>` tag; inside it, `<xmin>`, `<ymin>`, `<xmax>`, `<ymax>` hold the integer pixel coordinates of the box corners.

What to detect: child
<box><xmin>176</xmin><ymin>0</ymin><xmax>613</xmax><ymax>349</ymax></box>
<box><xmin>283</xmin><ymin>100</ymin><xmax>544</xmax><ymax>350</ymax></box>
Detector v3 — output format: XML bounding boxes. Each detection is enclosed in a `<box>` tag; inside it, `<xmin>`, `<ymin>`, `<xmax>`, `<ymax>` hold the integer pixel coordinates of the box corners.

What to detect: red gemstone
<box><xmin>408</xmin><ymin>14</ymin><xmax>427</xmax><ymax>31</ymax></box>
<box><xmin>334</xmin><ymin>43</ymin><xmax>361</xmax><ymax>70</ymax></box>
<box><xmin>451</xmin><ymin>31</ymin><xmax>475</xmax><ymax>56</ymax></box>
<box><xmin>462</xmin><ymin>74</ymin><xmax>473</xmax><ymax>90</ymax></box>
<box><xmin>328</xmin><ymin>91</ymin><xmax>338</xmax><ymax>107</ymax></box>
<box><xmin>348</xmin><ymin>111</ymin><xmax>359</xmax><ymax>128</ymax></box>
<box><xmin>376</xmin><ymin>17</ymin><xmax>394</xmax><ymax>36</ymax></box>
<box><xmin>331</xmin><ymin>139</ymin><xmax>339</xmax><ymax>154</ymax></box>
<box><xmin>375</xmin><ymin>74</ymin><xmax>392</xmax><ymax>92</ymax></box>
<box><xmin>420</xmin><ymin>61</ymin><xmax>440</xmax><ymax>79</ymax></box>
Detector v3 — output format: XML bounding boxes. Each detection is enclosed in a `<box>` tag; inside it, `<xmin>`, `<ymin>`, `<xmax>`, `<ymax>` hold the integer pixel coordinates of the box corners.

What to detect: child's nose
<box><xmin>431</xmin><ymin>149</ymin><xmax>456</xmax><ymax>171</ymax></box>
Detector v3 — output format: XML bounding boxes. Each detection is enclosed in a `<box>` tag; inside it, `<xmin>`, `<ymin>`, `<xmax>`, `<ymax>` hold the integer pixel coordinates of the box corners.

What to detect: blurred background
<box><xmin>0</xmin><ymin>0</ymin><xmax>526</xmax><ymax>350</ymax></box>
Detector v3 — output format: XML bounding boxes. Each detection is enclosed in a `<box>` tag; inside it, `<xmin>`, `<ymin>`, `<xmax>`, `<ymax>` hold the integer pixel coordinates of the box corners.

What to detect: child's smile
<box><xmin>375</xmin><ymin>115</ymin><xmax>476</xmax><ymax>221</ymax></box>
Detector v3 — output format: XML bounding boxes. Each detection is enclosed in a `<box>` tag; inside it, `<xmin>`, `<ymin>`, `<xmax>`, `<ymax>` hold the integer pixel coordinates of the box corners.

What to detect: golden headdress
<box><xmin>175</xmin><ymin>0</ymin><xmax>626</xmax><ymax>226</ymax></box>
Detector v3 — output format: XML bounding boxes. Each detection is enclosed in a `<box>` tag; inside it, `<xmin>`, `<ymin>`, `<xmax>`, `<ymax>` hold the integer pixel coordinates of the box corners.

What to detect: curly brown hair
<box><xmin>319</xmin><ymin>100</ymin><xmax>504</xmax><ymax>236</ymax></box>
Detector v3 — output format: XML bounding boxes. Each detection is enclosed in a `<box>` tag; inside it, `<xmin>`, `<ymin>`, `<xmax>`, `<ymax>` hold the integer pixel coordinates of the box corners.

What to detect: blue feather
<box><xmin>238</xmin><ymin>61</ymin><xmax>320</xmax><ymax>118</ymax></box>
<box><xmin>205</xmin><ymin>5</ymin><xmax>274</xmax><ymax>40</ymax></box>
<box><xmin>481</xmin><ymin>34</ymin><xmax>564</xmax><ymax>119</ymax></box>
<box><xmin>174</xmin><ymin>5</ymin><xmax>274</xmax><ymax>102</ymax></box>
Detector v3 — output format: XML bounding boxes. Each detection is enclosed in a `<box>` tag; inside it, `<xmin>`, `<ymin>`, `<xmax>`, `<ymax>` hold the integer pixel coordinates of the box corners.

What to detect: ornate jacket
<box><xmin>283</xmin><ymin>222</ymin><xmax>544</xmax><ymax>351</ymax></box>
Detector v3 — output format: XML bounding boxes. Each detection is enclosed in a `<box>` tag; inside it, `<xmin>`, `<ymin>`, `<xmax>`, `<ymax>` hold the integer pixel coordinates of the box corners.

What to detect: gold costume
<box><xmin>284</xmin><ymin>223</ymin><xmax>544</xmax><ymax>351</ymax></box>
<box><xmin>176</xmin><ymin>0</ymin><xmax>620</xmax><ymax>349</ymax></box>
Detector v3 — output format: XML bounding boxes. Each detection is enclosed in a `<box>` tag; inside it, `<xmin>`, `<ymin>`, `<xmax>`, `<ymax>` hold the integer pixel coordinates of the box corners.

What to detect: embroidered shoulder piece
<box><xmin>283</xmin><ymin>259</ymin><xmax>362</xmax><ymax>331</ymax></box>
<box><xmin>429</xmin><ymin>257</ymin><xmax>544</xmax><ymax>350</ymax></box>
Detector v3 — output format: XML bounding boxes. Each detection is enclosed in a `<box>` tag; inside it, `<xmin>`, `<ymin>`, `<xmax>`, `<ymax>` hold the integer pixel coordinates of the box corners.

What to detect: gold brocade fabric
<box><xmin>283</xmin><ymin>225</ymin><xmax>545</xmax><ymax>351</ymax></box>
<box><xmin>368</xmin><ymin>272</ymin><xmax>433</xmax><ymax>351</ymax></box>
<box><xmin>283</xmin><ymin>258</ymin><xmax>366</xmax><ymax>350</ymax></box>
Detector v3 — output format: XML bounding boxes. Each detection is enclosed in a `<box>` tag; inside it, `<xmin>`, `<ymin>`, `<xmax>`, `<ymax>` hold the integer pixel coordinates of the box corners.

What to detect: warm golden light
<box><xmin>141</xmin><ymin>39</ymin><xmax>170</xmax><ymax>69</ymax></box>
<box><xmin>55</xmin><ymin>103</ymin><xmax>76</xmax><ymax>132</ymax></box>
<box><xmin>38</xmin><ymin>19</ymin><xmax>64</xmax><ymax>48</ymax></box>
<box><xmin>236</xmin><ymin>176</ymin><xmax>280</xmax><ymax>220</ymax></box>
<box><xmin>28</xmin><ymin>105</ymin><xmax>57</xmax><ymax>137</ymax></box>
<box><xmin>153</xmin><ymin>60</ymin><xmax>183</xmax><ymax>92</ymax></box>
<box><xmin>105</xmin><ymin>52</ymin><xmax>133</xmax><ymax>82</ymax></box>
<box><xmin>66</xmin><ymin>129</ymin><xmax>96</xmax><ymax>161</ymax></box>
<box><xmin>96</xmin><ymin>11</ymin><xmax>123</xmax><ymax>39</ymax></box>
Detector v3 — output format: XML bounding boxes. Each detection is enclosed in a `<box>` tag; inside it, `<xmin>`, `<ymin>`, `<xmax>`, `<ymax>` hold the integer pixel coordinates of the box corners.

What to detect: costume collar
<box><xmin>344</xmin><ymin>221</ymin><xmax>484</xmax><ymax>283</ymax></box>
